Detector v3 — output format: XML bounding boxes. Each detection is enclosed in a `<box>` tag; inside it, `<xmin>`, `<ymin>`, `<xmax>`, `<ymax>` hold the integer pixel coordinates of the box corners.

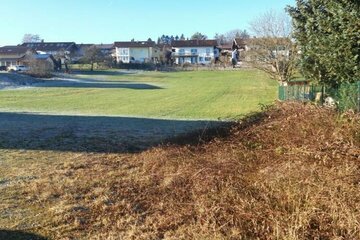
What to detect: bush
<box><xmin>27</xmin><ymin>59</ymin><xmax>53</xmax><ymax>78</ymax></box>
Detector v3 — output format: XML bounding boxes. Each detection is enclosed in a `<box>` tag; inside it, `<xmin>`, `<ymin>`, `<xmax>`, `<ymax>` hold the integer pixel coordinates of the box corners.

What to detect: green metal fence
<box><xmin>278</xmin><ymin>83</ymin><xmax>320</xmax><ymax>102</ymax></box>
<box><xmin>279</xmin><ymin>81</ymin><xmax>360</xmax><ymax>112</ymax></box>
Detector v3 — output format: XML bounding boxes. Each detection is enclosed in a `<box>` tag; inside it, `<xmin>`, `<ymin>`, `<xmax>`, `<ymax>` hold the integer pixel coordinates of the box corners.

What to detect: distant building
<box><xmin>28</xmin><ymin>54</ymin><xmax>57</xmax><ymax>70</ymax></box>
<box><xmin>114</xmin><ymin>41</ymin><xmax>161</xmax><ymax>63</ymax></box>
<box><xmin>21</xmin><ymin>42</ymin><xmax>79</xmax><ymax>63</ymax></box>
<box><xmin>0</xmin><ymin>46</ymin><xmax>36</xmax><ymax>67</ymax></box>
<box><xmin>95</xmin><ymin>44</ymin><xmax>115</xmax><ymax>58</ymax></box>
<box><xmin>243</xmin><ymin>37</ymin><xmax>291</xmax><ymax>62</ymax></box>
<box><xmin>76</xmin><ymin>44</ymin><xmax>94</xmax><ymax>60</ymax></box>
<box><xmin>171</xmin><ymin>40</ymin><xmax>219</xmax><ymax>65</ymax></box>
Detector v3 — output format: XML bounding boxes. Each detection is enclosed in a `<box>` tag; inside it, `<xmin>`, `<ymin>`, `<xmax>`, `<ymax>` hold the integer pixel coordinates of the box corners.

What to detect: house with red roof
<box><xmin>171</xmin><ymin>40</ymin><xmax>219</xmax><ymax>65</ymax></box>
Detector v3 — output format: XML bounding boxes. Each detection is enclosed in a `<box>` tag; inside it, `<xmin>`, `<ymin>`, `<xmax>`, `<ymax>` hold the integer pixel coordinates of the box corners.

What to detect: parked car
<box><xmin>8</xmin><ymin>65</ymin><xmax>29</xmax><ymax>72</ymax></box>
<box><xmin>0</xmin><ymin>66</ymin><xmax>7</xmax><ymax>71</ymax></box>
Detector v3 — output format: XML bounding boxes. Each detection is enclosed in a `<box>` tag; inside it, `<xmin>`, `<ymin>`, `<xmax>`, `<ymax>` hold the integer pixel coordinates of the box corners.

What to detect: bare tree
<box><xmin>214</xmin><ymin>33</ymin><xmax>227</xmax><ymax>45</ymax></box>
<box><xmin>246</xmin><ymin>10</ymin><xmax>297</xmax><ymax>85</ymax></box>
<box><xmin>22</xmin><ymin>34</ymin><xmax>42</xmax><ymax>43</ymax></box>
<box><xmin>81</xmin><ymin>45</ymin><xmax>105</xmax><ymax>71</ymax></box>
<box><xmin>225</xmin><ymin>29</ymin><xmax>250</xmax><ymax>42</ymax></box>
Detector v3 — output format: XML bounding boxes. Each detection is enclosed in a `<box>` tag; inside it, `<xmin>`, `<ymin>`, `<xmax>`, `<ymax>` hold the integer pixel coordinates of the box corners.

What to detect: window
<box><xmin>120</xmin><ymin>48</ymin><xmax>129</xmax><ymax>55</ymax></box>
<box><xmin>199</xmin><ymin>57</ymin><xmax>204</xmax><ymax>61</ymax></box>
<box><xmin>206</xmin><ymin>48</ymin><xmax>211</xmax><ymax>56</ymax></box>
<box><xmin>179</xmin><ymin>49</ymin><xmax>185</xmax><ymax>54</ymax></box>
<box><xmin>204</xmin><ymin>57</ymin><xmax>211</xmax><ymax>61</ymax></box>
<box><xmin>191</xmin><ymin>49</ymin><xmax>197</xmax><ymax>55</ymax></box>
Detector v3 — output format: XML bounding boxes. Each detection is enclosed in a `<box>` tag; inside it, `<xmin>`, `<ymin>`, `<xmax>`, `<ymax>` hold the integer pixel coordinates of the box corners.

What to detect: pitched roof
<box><xmin>171</xmin><ymin>40</ymin><xmax>217</xmax><ymax>47</ymax></box>
<box><xmin>114</xmin><ymin>41</ymin><xmax>156</xmax><ymax>48</ymax></box>
<box><xmin>0</xmin><ymin>46</ymin><xmax>32</xmax><ymax>55</ymax></box>
<box><xmin>217</xmin><ymin>44</ymin><xmax>233</xmax><ymax>50</ymax></box>
<box><xmin>95</xmin><ymin>44</ymin><xmax>114</xmax><ymax>49</ymax></box>
<box><xmin>243</xmin><ymin>37</ymin><xmax>291</xmax><ymax>45</ymax></box>
<box><xmin>21</xmin><ymin>42</ymin><xmax>77</xmax><ymax>52</ymax></box>
<box><xmin>77</xmin><ymin>44</ymin><xmax>94</xmax><ymax>48</ymax></box>
<box><xmin>34</xmin><ymin>54</ymin><xmax>53</xmax><ymax>60</ymax></box>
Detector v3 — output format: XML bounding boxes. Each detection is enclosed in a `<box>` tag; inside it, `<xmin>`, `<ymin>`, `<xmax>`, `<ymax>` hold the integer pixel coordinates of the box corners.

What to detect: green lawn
<box><xmin>0</xmin><ymin>70</ymin><xmax>277</xmax><ymax>119</ymax></box>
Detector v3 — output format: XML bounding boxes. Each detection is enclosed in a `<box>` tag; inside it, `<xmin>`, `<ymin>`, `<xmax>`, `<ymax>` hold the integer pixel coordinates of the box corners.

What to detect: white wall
<box><xmin>172</xmin><ymin>46</ymin><xmax>215</xmax><ymax>64</ymax></box>
<box><xmin>116</xmin><ymin>48</ymin><xmax>130</xmax><ymax>63</ymax></box>
<box><xmin>116</xmin><ymin>47</ymin><xmax>155</xmax><ymax>63</ymax></box>
<box><xmin>130</xmin><ymin>48</ymin><xmax>150</xmax><ymax>63</ymax></box>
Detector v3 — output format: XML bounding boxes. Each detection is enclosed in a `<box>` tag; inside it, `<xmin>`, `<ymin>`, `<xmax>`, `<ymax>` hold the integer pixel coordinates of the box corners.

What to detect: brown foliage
<box><xmin>22</xmin><ymin>102</ymin><xmax>360</xmax><ymax>239</ymax></box>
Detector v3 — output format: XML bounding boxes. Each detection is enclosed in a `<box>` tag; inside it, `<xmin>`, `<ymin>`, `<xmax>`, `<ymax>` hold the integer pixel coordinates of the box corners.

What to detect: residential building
<box><xmin>171</xmin><ymin>40</ymin><xmax>219</xmax><ymax>65</ymax></box>
<box><xmin>95</xmin><ymin>44</ymin><xmax>115</xmax><ymax>58</ymax></box>
<box><xmin>0</xmin><ymin>46</ymin><xmax>36</xmax><ymax>67</ymax></box>
<box><xmin>243</xmin><ymin>37</ymin><xmax>291</xmax><ymax>62</ymax></box>
<box><xmin>28</xmin><ymin>54</ymin><xmax>57</xmax><ymax>70</ymax></box>
<box><xmin>114</xmin><ymin>41</ymin><xmax>161</xmax><ymax>63</ymax></box>
<box><xmin>21</xmin><ymin>42</ymin><xmax>79</xmax><ymax>63</ymax></box>
<box><xmin>76</xmin><ymin>44</ymin><xmax>94</xmax><ymax>60</ymax></box>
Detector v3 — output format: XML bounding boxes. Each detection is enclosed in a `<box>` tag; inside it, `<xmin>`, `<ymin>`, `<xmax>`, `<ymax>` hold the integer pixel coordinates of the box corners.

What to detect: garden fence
<box><xmin>279</xmin><ymin>81</ymin><xmax>360</xmax><ymax>112</ymax></box>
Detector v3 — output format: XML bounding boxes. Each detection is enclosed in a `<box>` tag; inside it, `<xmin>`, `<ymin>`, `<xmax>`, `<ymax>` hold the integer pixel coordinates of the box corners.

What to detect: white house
<box><xmin>171</xmin><ymin>40</ymin><xmax>219</xmax><ymax>65</ymax></box>
<box><xmin>114</xmin><ymin>41</ymin><xmax>161</xmax><ymax>63</ymax></box>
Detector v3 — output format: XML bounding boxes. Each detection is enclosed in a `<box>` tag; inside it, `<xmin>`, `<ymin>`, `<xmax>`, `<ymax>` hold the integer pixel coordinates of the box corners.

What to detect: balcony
<box><xmin>172</xmin><ymin>52</ymin><xmax>198</xmax><ymax>57</ymax></box>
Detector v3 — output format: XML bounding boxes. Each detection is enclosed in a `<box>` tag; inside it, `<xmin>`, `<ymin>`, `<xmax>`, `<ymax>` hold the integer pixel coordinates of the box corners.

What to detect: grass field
<box><xmin>0</xmin><ymin>69</ymin><xmax>283</xmax><ymax>239</ymax></box>
<box><xmin>0</xmin><ymin>70</ymin><xmax>277</xmax><ymax>119</ymax></box>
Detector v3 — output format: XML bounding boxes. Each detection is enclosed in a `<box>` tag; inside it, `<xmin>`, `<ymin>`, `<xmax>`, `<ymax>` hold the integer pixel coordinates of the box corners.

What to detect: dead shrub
<box><xmin>18</xmin><ymin>102</ymin><xmax>360</xmax><ymax>239</ymax></box>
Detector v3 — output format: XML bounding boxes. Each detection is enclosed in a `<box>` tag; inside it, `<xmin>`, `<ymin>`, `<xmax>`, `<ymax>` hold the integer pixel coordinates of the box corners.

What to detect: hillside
<box><xmin>1</xmin><ymin>102</ymin><xmax>359</xmax><ymax>239</ymax></box>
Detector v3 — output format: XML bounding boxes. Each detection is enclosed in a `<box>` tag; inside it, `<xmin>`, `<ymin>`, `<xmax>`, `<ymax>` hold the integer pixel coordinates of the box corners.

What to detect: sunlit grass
<box><xmin>0</xmin><ymin>70</ymin><xmax>277</xmax><ymax>119</ymax></box>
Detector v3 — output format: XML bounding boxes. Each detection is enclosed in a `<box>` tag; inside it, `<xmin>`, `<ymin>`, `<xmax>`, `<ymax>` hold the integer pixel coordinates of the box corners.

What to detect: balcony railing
<box><xmin>172</xmin><ymin>52</ymin><xmax>198</xmax><ymax>57</ymax></box>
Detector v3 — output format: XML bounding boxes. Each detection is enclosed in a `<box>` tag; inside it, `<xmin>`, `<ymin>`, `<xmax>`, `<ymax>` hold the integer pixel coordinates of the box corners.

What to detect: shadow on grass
<box><xmin>0</xmin><ymin>230</ymin><xmax>47</xmax><ymax>240</ymax></box>
<box><xmin>34</xmin><ymin>79</ymin><xmax>163</xmax><ymax>89</ymax></box>
<box><xmin>1</xmin><ymin>71</ymin><xmax>162</xmax><ymax>90</ymax></box>
<box><xmin>70</xmin><ymin>70</ymin><xmax>138</xmax><ymax>76</ymax></box>
<box><xmin>0</xmin><ymin>112</ymin><xmax>230</xmax><ymax>153</ymax></box>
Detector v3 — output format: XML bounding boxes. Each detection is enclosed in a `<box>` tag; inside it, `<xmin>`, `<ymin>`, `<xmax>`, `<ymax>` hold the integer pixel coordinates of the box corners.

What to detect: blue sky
<box><xmin>1</xmin><ymin>0</ymin><xmax>295</xmax><ymax>46</ymax></box>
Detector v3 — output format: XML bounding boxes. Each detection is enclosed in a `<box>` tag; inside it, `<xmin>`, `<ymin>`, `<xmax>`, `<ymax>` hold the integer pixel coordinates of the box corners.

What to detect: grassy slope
<box><xmin>0</xmin><ymin>70</ymin><xmax>277</xmax><ymax>119</ymax></box>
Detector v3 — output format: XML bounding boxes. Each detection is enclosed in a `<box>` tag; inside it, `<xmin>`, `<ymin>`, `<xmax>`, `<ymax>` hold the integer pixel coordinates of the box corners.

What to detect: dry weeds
<box><xmin>3</xmin><ymin>102</ymin><xmax>360</xmax><ymax>239</ymax></box>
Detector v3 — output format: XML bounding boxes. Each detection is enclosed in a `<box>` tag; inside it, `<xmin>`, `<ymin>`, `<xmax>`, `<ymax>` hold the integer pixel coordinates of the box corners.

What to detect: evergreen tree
<box><xmin>287</xmin><ymin>0</ymin><xmax>360</xmax><ymax>86</ymax></box>
<box><xmin>190</xmin><ymin>32</ymin><xmax>207</xmax><ymax>40</ymax></box>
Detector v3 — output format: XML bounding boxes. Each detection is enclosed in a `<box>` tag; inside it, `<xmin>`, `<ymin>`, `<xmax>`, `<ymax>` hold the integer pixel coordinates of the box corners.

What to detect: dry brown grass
<box><xmin>2</xmin><ymin>102</ymin><xmax>360</xmax><ymax>239</ymax></box>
